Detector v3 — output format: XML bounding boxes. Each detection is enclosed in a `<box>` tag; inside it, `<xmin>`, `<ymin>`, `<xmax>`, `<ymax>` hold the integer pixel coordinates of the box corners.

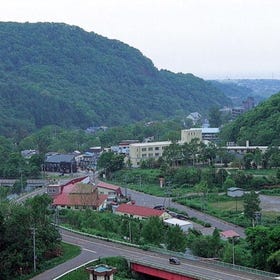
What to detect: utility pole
<box><xmin>128</xmin><ymin>221</ymin><xmax>132</xmax><ymax>243</ymax></box>
<box><xmin>232</xmin><ymin>237</ymin><xmax>235</xmax><ymax>265</ymax></box>
<box><xmin>30</xmin><ymin>227</ymin><xmax>36</xmax><ymax>272</ymax></box>
<box><xmin>20</xmin><ymin>172</ymin><xmax>23</xmax><ymax>194</ymax></box>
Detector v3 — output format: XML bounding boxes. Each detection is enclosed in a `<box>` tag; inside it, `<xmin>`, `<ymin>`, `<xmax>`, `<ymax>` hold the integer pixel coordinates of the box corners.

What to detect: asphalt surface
<box><xmin>31</xmin><ymin>228</ymin><xmax>277</xmax><ymax>280</ymax></box>
<box><xmin>123</xmin><ymin>187</ymin><xmax>246</xmax><ymax>238</ymax></box>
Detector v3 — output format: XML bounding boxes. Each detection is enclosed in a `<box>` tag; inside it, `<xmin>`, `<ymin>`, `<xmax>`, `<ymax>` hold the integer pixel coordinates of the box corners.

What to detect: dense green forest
<box><xmin>220</xmin><ymin>92</ymin><xmax>280</xmax><ymax>145</ymax></box>
<box><xmin>0</xmin><ymin>21</ymin><xmax>230</xmax><ymax>139</ymax></box>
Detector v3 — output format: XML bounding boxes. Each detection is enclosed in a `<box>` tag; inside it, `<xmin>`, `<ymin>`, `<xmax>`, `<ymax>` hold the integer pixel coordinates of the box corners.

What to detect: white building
<box><xmin>164</xmin><ymin>218</ymin><xmax>193</xmax><ymax>232</ymax></box>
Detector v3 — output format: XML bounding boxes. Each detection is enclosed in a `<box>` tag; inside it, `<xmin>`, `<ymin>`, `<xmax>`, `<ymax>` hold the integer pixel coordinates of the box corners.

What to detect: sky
<box><xmin>1</xmin><ymin>0</ymin><xmax>280</xmax><ymax>79</ymax></box>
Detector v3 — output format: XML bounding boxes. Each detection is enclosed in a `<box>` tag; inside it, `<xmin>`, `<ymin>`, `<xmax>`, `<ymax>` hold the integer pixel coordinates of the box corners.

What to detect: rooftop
<box><xmin>116</xmin><ymin>203</ymin><xmax>165</xmax><ymax>217</ymax></box>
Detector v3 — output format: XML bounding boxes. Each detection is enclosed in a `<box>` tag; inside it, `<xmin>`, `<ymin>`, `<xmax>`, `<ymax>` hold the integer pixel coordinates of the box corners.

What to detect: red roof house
<box><xmin>96</xmin><ymin>181</ymin><xmax>123</xmax><ymax>197</ymax></box>
<box><xmin>115</xmin><ymin>204</ymin><xmax>171</xmax><ymax>220</ymax></box>
<box><xmin>220</xmin><ymin>230</ymin><xmax>240</xmax><ymax>240</ymax></box>
<box><xmin>52</xmin><ymin>178</ymin><xmax>107</xmax><ymax>210</ymax></box>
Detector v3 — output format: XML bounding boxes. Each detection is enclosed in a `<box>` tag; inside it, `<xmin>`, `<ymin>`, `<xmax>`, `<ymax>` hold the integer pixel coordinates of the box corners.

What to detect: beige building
<box><xmin>129</xmin><ymin>141</ymin><xmax>171</xmax><ymax>168</ymax></box>
<box><xmin>128</xmin><ymin>128</ymin><xmax>220</xmax><ymax>168</ymax></box>
<box><xmin>181</xmin><ymin>128</ymin><xmax>202</xmax><ymax>143</ymax></box>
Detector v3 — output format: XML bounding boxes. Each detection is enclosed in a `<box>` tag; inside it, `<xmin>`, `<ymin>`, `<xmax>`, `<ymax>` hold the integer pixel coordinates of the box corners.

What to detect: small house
<box><xmin>227</xmin><ymin>187</ymin><xmax>244</xmax><ymax>197</ymax></box>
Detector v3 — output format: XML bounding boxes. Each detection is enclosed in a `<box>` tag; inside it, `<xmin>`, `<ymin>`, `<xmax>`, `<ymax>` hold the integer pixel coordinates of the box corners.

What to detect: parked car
<box><xmin>169</xmin><ymin>257</ymin><xmax>180</xmax><ymax>265</ymax></box>
<box><xmin>176</xmin><ymin>214</ymin><xmax>189</xmax><ymax>220</ymax></box>
<box><xmin>153</xmin><ymin>205</ymin><xmax>165</xmax><ymax>210</ymax></box>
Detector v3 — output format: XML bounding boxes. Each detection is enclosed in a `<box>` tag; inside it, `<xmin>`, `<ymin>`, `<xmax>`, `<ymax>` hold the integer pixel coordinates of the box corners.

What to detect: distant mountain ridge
<box><xmin>0</xmin><ymin>22</ymin><xmax>230</xmax><ymax>139</ymax></box>
<box><xmin>210</xmin><ymin>79</ymin><xmax>280</xmax><ymax>106</ymax></box>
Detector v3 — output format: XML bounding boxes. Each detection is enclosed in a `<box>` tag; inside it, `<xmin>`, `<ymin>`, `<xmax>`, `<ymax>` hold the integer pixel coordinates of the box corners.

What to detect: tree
<box><xmin>186</xmin><ymin>138</ymin><xmax>200</xmax><ymax>166</ymax></box>
<box><xmin>243</xmin><ymin>153</ymin><xmax>254</xmax><ymax>169</ymax></box>
<box><xmin>141</xmin><ymin>216</ymin><xmax>165</xmax><ymax>246</ymax></box>
<box><xmin>162</xmin><ymin>142</ymin><xmax>182</xmax><ymax>167</ymax></box>
<box><xmin>243</xmin><ymin>191</ymin><xmax>261</xmax><ymax>226</ymax></box>
<box><xmin>208</xmin><ymin>107</ymin><xmax>222</xmax><ymax>127</ymax></box>
<box><xmin>97</xmin><ymin>152</ymin><xmax>125</xmax><ymax>178</ymax></box>
<box><xmin>0</xmin><ymin>195</ymin><xmax>61</xmax><ymax>279</ymax></box>
<box><xmin>194</xmin><ymin>180</ymin><xmax>209</xmax><ymax>211</ymax></box>
<box><xmin>200</xmin><ymin>142</ymin><xmax>217</xmax><ymax>166</ymax></box>
<box><xmin>165</xmin><ymin>225</ymin><xmax>187</xmax><ymax>252</ymax></box>
<box><xmin>222</xmin><ymin>176</ymin><xmax>236</xmax><ymax>190</ymax></box>
<box><xmin>267</xmin><ymin>250</ymin><xmax>280</xmax><ymax>273</ymax></box>
<box><xmin>246</xmin><ymin>226</ymin><xmax>271</xmax><ymax>270</ymax></box>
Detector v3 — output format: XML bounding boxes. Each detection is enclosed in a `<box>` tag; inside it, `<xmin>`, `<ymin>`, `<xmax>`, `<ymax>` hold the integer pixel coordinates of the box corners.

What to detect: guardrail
<box><xmin>60</xmin><ymin>225</ymin><xmax>279</xmax><ymax>279</ymax></box>
<box><xmin>127</xmin><ymin>257</ymin><xmax>214</xmax><ymax>280</ymax></box>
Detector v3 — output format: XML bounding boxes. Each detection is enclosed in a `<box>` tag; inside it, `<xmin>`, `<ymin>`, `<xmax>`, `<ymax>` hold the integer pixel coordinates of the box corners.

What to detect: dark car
<box><xmin>153</xmin><ymin>205</ymin><xmax>165</xmax><ymax>210</ymax></box>
<box><xmin>176</xmin><ymin>214</ymin><xmax>189</xmax><ymax>220</ymax></box>
<box><xmin>169</xmin><ymin>257</ymin><xmax>180</xmax><ymax>265</ymax></box>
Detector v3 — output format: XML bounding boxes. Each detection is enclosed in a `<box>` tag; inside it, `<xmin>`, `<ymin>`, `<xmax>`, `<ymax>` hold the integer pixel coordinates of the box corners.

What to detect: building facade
<box><xmin>129</xmin><ymin>141</ymin><xmax>171</xmax><ymax>168</ymax></box>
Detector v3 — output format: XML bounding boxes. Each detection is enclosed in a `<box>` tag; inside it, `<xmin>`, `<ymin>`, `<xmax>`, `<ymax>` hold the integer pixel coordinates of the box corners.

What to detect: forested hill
<box><xmin>220</xmin><ymin>92</ymin><xmax>280</xmax><ymax>146</ymax></box>
<box><xmin>0</xmin><ymin>22</ymin><xmax>230</xmax><ymax>138</ymax></box>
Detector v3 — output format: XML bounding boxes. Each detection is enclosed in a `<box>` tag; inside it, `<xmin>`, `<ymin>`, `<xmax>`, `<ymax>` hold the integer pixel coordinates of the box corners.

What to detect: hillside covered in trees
<box><xmin>220</xmin><ymin>92</ymin><xmax>280</xmax><ymax>145</ymax></box>
<box><xmin>0</xmin><ymin>22</ymin><xmax>230</xmax><ymax>139</ymax></box>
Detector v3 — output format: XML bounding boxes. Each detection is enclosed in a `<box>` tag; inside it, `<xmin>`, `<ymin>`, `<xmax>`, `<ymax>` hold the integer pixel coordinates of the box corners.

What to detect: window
<box><xmin>148</xmin><ymin>147</ymin><xmax>153</xmax><ymax>151</ymax></box>
<box><xmin>148</xmin><ymin>153</ymin><xmax>153</xmax><ymax>157</ymax></box>
<box><xmin>142</xmin><ymin>148</ymin><xmax>146</xmax><ymax>151</ymax></box>
<box><xmin>155</xmin><ymin>153</ymin><xmax>159</xmax><ymax>156</ymax></box>
<box><xmin>155</xmin><ymin>147</ymin><xmax>159</xmax><ymax>150</ymax></box>
<box><xmin>142</xmin><ymin>154</ymin><xmax>147</xmax><ymax>157</ymax></box>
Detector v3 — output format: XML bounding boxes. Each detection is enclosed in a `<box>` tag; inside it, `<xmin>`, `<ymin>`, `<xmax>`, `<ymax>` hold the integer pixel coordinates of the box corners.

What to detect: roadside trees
<box><xmin>243</xmin><ymin>191</ymin><xmax>261</xmax><ymax>226</ymax></box>
<box><xmin>165</xmin><ymin>225</ymin><xmax>187</xmax><ymax>252</ymax></box>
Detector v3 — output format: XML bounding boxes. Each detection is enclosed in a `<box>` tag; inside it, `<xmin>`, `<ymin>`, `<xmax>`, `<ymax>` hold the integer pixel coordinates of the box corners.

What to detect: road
<box><xmin>28</xmin><ymin>184</ymin><xmax>280</xmax><ymax>279</ymax></box>
<box><xmin>31</xmin><ymin>228</ymin><xmax>276</xmax><ymax>280</ymax></box>
<box><xmin>123</xmin><ymin>188</ymin><xmax>246</xmax><ymax>238</ymax></box>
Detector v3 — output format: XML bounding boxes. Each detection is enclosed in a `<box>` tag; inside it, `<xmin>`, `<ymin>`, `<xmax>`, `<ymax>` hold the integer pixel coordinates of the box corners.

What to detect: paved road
<box><xmin>123</xmin><ymin>188</ymin><xmax>246</xmax><ymax>238</ymax></box>
<box><xmin>32</xmin><ymin>228</ymin><xmax>276</xmax><ymax>280</ymax></box>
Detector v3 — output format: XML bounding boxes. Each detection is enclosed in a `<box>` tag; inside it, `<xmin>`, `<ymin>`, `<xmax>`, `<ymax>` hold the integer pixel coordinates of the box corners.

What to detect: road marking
<box><xmin>53</xmin><ymin>258</ymin><xmax>98</xmax><ymax>280</ymax></box>
<box><xmin>61</xmin><ymin>232</ymin><xmax>265</xmax><ymax>280</ymax></box>
<box><xmin>83</xmin><ymin>248</ymin><xmax>96</xmax><ymax>253</ymax></box>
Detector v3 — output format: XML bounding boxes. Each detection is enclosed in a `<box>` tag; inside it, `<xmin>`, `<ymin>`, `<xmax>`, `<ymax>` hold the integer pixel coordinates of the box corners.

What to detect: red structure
<box><xmin>131</xmin><ymin>263</ymin><xmax>197</xmax><ymax>280</ymax></box>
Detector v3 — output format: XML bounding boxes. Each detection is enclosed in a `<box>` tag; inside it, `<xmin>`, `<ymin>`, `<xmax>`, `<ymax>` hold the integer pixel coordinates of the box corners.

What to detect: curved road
<box><xmin>32</xmin><ymin>228</ymin><xmax>276</xmax><ymax>280</ymax></box>
<box><xmin>123</xmin><ymin>188</ymin><xmax>246</xmax><ymax>238</ymax></box>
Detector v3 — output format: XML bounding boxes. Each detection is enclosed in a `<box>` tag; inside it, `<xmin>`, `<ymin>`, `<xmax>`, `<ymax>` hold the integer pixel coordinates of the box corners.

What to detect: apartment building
<box><xmin>129</xmin><ymin>128</ymin><xmax>220</xmax><ymax>168</ymax></box>
<box><xmin>129</xmin><ymin>141</ymin><xmax>171</xmax><ymax>167</ymax></box>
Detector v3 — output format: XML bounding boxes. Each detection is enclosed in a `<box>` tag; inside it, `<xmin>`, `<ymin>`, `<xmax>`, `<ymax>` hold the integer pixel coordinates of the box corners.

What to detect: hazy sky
<box><xmin>1</xmin><ymin>0</ymin><xmax>280</xmax><ymax>79</ymax></box>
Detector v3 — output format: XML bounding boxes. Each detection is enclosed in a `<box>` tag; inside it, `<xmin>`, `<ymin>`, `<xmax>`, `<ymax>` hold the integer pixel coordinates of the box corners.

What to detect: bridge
<box><xmin>128</xmin><ymin>257</ymin><xmax>278</xmax><ymax>280</ymax></box>
<box><xmin>0</xmin><ymin>178</ymin><xmax>48</xmax><ymax>188</ymax></box>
